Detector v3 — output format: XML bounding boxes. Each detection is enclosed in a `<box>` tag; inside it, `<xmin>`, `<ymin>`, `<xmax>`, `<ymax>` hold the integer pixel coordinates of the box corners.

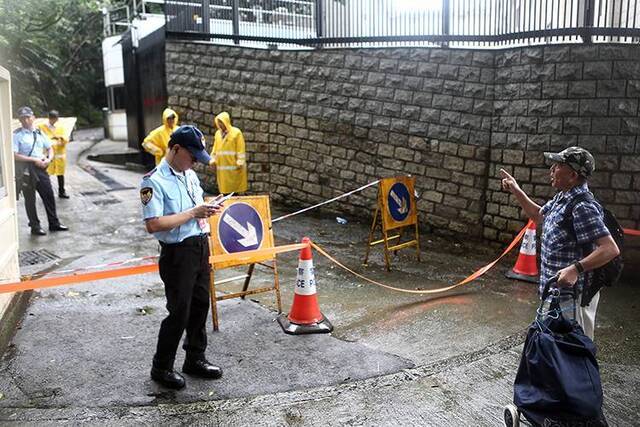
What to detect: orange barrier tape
<box><xmin>0</xmin><ymin>243</ymin><xmax>309</xmax><ymax>295</ymax></box>
<box><xmin>21</xmin><ymin>255</ymin><xmax>160</xmax><ymax>281</ymax></box>
<box><xmin>0</xmin><ymin>218</ymin><xmax>531</xmax><ymax>296</ymax></box>
<box><xmin>0</xmin><ymin>263</ymin><xmax>158</xmax><ymax>294</ymax></box>
<box><xmin>310</xmin><ymin>220</ymin><xmax>531</xmax><ymax>295</ymax></box>
<box><xmin>624</xmin><ymin>228</ymin><xmax>640</xmax><ymax>236</ymax></box>
<box><xmin>209</xmin><ymin>243</ymin><xmax>309</xmax><ymax>265</ymax></box>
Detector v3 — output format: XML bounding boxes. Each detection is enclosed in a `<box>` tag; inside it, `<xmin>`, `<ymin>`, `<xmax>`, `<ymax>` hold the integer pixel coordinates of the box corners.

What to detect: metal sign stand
<box><xmin>207</xmin><ymin>195</ymin><xmax>281</xmax><ymax>331</ymax></box>
<box><xmin>363</xmin><ymin>176</ymin><xmax>420</xmax><ymax>271</ymax></box>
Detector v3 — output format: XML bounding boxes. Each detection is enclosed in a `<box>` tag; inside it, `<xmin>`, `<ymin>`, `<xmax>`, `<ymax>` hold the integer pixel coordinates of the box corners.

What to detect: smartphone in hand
<box><xmin>207</xmin><ymin>192</ymin><xmax>235</xmax><ymax>208</ymax></box>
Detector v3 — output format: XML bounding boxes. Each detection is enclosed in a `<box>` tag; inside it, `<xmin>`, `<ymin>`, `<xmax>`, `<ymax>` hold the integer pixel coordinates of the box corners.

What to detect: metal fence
<box><xmin>164</xmin><ymin>0</ymin><xmax>640</xmax><ymax>48</ymax></box>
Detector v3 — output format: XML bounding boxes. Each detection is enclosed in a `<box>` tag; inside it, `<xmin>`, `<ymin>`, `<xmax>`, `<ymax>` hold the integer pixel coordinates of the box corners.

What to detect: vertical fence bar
<box><xmin>232</xmin><ymin>0</ymin><xmax>239</xmax><ymax>44</ymax></box>
<box><xmin>602</xmin><ymin>0</ymin><xmax>609</xmax><ymax>42</ymax></box>
<box><xmin>442</xmin><ymin>0</ymin><xmax>450</xmax><ymax>47</ymax></box>
<box><xmin>550</xmin><ymin>0</ymin><xmax>555</xmax><ymax>44</ymax></box>
<box><xmin>529</xmin><ymin>0</ymin><xmax>533</xmax><ymax>45</ymax></box>
<box><xmin>539</xmin><ymin>0</ymin><xmax>544</xmax><ymax>44</ymax></box>
<box><xmin>617</xmin><ymin>0</ymin><xmax>623</xmax><ymax>41</ymax></box>
<box><xmin>611</xmin><ymin>0</ymin><xmax>617</xmax><ymax>42</ymax></box>
<box><xmin>316</xmin><ymin>0</ymin><xmax>324</xmax><ymax>42</ymax></box>
<box><xmin>631</xmin><ymin>0</ymin><xmax>638</xmax><ymax>42</ymax></box>
<box><xmin>489</xmin><ymin>0</ymin><xmax>498</xmax><ymax>46</ymax></box>
<box><xmin>484</xmin><ymin>0</ymin><xmax>488</xmax><ymax>47</ymax></box>
<box><xmin>503</xmin><ymin>0</ymin><xmax>508</xmax><ymax>45</ymax></box>
<box><xmin>625</xmin><ymin>0</ymin><xmax>631</xmax><ymax>43</ymax></box>
<box><xmin>202</xmin><ymin>0</ymin><xmax>210</xmax><ymax>35</ymax></box>
<box><xmin>583</xmin><ymin>0</ymin><xmax>595</xmax><ymax>42</ymax></box>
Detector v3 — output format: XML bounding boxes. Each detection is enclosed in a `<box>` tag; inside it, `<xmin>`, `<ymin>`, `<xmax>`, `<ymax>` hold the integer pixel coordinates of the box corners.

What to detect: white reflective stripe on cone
<box><xmin>294</xmin><ymin>259</ymin><xmax>317</xmax><ymax>295</ymax></box>
<box><xmin>520</xmin><ymin>228</ymin><xmax>536</xmax><ymax>256</ymax></box>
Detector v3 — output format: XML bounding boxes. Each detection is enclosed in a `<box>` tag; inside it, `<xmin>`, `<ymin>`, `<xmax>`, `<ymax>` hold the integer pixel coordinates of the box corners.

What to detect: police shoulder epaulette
<box><xmin>142</xmin><ymin>168</ymin><xmax>157</xmax><ymax>179</ymax></box>
<box><xmin>13</xmin><ymin>127</ymin><xmax>21</xmax><ymax>134</ymax></box>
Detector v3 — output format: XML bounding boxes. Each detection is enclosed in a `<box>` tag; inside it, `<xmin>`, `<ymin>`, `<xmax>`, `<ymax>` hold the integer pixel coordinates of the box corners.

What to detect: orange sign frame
<box><xmin>206</xmin><ymin>195</ymin><xmax>281</xmax><ymax>331</ymax></box>
<box><xmin>364</xmin><ymin>176</ymin><xmax>421</xmax><ymax>271</ymax></box>
<box><xmin>379</xmin><ymin>176</ymin><xmax>418</xmax><ymax>230</ymax></box>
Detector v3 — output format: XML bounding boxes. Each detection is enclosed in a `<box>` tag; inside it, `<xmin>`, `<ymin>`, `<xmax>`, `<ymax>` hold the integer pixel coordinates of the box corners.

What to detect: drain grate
<box><xmin>19</xmin><ymin>249</ymin><xmax>60</xmax><ymax>267</ymax></box>
<box><xmin>79</xmin><ymin>190</ymin><xmax>106</xmax><ymax>197</ymax></box>
<box><xmin>81</xmin><ymin>164</ymin><xmax>134</xmax><ymax>191</ymax></box>
<box><xmin>92</xmin><ymin>197</ymin><xmax>121</xmax><ymax>206</ymax></box>
<box><xmin>77</xmin><ymin>190</ymin><xmax>121</xmax><ymax>206</ymax></box>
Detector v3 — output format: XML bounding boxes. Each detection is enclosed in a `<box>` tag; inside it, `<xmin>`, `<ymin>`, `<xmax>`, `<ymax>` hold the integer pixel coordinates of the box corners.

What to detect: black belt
<box><xmin>160</xmin><ymin>234</ymin><xmax>209</xmax><ymax>248</ymax></box>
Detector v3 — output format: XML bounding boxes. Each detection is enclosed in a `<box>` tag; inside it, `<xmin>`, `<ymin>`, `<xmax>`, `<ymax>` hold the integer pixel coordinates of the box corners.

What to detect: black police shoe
<box><xmin>49</xmin><ymin>224</ymin><xmax>69</xmax><ymax>232</ymax></box>
<box><xmin>59</xmin><ymin>192</ymin><xmax>70</xmax><ymax>199</ymax></box>
<box><xmin>31</xmin><ymin>227</ymin><xmax>46</xmax><ymax>236</ymax></box>
<box><xmin>150</xmin><ymin>367</ymin><xmax>186</xmax><ymax>389</ymax></box>
<box><xmin>182</xmin><ymin>358</ymin><xmax>223</xmax><ymax>379</ymax></box>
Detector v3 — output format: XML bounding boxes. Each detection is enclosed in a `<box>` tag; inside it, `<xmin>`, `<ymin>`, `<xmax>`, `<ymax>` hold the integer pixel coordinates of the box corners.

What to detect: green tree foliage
<box><xmin>0</xmin><ymin>0</ymin><xmax>108</xmax><ymax>126</ymax></box>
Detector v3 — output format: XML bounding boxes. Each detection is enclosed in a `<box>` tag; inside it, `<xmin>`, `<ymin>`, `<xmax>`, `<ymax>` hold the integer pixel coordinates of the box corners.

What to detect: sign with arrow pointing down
<box><xmin>364</xmin><ymin>176</ymin><xmax>420</xmax><ymax>270</ymax></box>
<box><xmin>206</xmin><ymin>195</ymin><xmax>282</xmax><ymax>331</ymax></box>
<box><xmin>208</xmin><ymin>195</ymin><xmax>275</xmax><ymax>269</ymax></box>
<box><xmin>218</xmin><ymin>202</ymin><xmax>264</xmax><ymax>253</ymax></box>
<box><xmin>387</xmin><ymin>182</ymin><xmax>411</xmax><ymax>222</ymax></box>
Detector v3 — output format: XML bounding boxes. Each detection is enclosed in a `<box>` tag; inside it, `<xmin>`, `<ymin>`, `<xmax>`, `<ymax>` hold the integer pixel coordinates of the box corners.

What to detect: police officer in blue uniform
<box><xmin>141</xmin><ymin>125</ymin><xmax>223</xmax><ymax>389</ymax></box>
<box><xmin>13</xmin><ymin>106</ymin><xmax>68</xmax><ymax>235</ymax></box>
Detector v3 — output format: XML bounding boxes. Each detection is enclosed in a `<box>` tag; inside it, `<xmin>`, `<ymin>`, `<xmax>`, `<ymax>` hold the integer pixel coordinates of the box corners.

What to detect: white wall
<box><xmin>107</xmin><ymin>110</ymin><xmax>128</xmax><ymax>141</ymax></box>
<box><xmin>0</xmin><ymin>66</ymin><xmax>20</xmax><ymax>317</ymax></box>
<box><xmin>102</xmin><ymin>35</ymin><xmax>124</xmax><ymax>87</ymax></box>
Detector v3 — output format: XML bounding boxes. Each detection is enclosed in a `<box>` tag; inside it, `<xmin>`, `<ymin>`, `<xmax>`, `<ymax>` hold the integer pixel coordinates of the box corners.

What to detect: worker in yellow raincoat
<box><xmin>142</xmin><ymin>108</ymin><xmax>179</xmax><ymax>165</ymax></box>
<box><xmin>39</xmin><ymin>110</ymin><xmax>70</xmax><ymax>199</ymax></box>
<box><xmin>209</xmin><ymin>112</ymin><xmax>247</xmax><ymax>193</ymax></box>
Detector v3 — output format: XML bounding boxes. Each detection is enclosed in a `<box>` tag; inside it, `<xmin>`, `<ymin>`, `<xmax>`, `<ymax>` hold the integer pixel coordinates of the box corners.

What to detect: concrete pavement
<box><xmin>0</xmin><ymin>130</ymin><xmax>638</xmax><ymax>425</ymax></box>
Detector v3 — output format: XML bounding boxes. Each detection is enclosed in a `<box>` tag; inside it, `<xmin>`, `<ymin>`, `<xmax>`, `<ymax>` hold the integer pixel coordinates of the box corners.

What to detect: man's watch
<box><xmin>573</xmin><ymin>261</ymin><xmax>585</xmax><ymax>274</ymax></box>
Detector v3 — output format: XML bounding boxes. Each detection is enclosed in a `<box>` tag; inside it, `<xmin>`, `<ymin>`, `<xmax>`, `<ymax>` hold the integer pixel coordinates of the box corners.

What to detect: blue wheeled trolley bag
<box><xmin>503</xmin><ymin>279</ymin><xmax>608</xmax><ymax>427</ymax></box>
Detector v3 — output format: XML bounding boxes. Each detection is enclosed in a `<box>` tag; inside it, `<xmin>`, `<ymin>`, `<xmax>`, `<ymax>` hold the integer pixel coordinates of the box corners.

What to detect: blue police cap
<box><xmin>169</xmin><ymin>125</ymin><xmax>211</xmax><ymax>165</ymax></box>
<box><xmin>17</xmin><ymin>106</ymin><xmax>34</xmax><ymax>117</ymax></box>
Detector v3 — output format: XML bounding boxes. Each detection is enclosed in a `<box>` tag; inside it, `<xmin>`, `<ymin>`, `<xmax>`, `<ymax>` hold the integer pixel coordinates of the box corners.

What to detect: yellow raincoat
<box><xmin>39</xmin><ymin>121</ymin><xmax>69</xmax><ymax>176</ymax></box>
<box><xmin>142</xmin><ymin>108</ymin><xmax>179</xmax><ymax>165</ymax></box>
<box><xmin>210</xmin><ymin>112</ymin><xmax>247</xmax><ymax>193</ymax></box>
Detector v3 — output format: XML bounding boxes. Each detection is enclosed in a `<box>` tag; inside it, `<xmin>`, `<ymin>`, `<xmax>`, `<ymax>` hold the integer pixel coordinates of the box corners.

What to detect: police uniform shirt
<box><xmin>140</xmin><ymin>158</ymin><xmax>209</xmax><ymax>244</ymax></box>
<box><xmin>13</xmin><ymin>128</ymin><xmax>52</xmax><ymax>158</ymax></box>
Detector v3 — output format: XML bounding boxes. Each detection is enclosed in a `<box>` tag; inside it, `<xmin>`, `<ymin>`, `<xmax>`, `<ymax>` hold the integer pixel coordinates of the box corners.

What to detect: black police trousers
<box><xmin>154</xmin><ymin>234</ymin><xmax>210</xmax><ymax>370</ymax></box>
<box><xmin>22</xmin><ymin>166</ymin><xmax>60</xmax><ymax>229</ymax></box>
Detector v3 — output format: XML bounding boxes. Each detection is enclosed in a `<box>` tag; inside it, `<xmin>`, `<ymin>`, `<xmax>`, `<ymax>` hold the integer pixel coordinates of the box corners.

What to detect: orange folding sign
<box><xmin>364</xmin><ymin>176</ymin><xmax>421</xmax><ymax>271</ymax></box>
<box><xmin>206</xmin><ymin>195</ymin><xmax>281</xmax><ymax>331</ymax></box>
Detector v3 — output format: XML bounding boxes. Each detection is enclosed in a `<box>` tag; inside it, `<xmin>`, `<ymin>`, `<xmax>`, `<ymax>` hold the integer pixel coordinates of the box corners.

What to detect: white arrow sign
<box><xmin>390</xmin><ymin>190</ymin><xmax>408</xmax><ymax>214</ymax></box>
<box><xmin>223</xmin><ymin>213</ymin><xmax>258</xmax><ymax>247</ymax></box>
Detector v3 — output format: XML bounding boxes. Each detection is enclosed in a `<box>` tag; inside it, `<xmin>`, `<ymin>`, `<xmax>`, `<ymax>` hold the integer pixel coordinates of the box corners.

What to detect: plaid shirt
<box><xmin>539</xmin><ymin>183</ymin><xmax>610</xmax><ymax>294</ymax></box>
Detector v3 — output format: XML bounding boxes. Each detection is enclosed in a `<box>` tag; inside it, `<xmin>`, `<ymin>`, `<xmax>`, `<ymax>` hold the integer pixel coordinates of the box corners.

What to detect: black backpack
<box><xmin>561</xmin><ymin>192</ymin><xmax>624</xmax><ymax>307</ymax></box>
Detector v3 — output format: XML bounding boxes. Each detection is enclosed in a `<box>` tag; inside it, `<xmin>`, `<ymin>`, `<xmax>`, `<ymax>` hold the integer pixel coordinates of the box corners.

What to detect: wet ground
<box><xmin>0</xmin><ymin>130</ymin><xmax>638</xmax><ymax>425</ymax></box>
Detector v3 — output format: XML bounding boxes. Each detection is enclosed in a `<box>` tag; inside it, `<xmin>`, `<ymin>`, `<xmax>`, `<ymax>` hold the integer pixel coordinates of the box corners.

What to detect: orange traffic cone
<box><xmin>277</xmin><ymin>237</ymin><xmax>333</xmax><ymax>335</ymax></box>
<box><xmin>505</xmin><ymin>220</ymin><xmax>539</xmax><ymax>283</ymax></box>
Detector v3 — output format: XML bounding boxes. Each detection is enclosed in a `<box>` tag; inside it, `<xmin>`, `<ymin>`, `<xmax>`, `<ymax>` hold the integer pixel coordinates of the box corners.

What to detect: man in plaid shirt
<box><xmin>499</xmin><ymin>147</ymin><xmax>620</xmax><ymax>340</ymax></box>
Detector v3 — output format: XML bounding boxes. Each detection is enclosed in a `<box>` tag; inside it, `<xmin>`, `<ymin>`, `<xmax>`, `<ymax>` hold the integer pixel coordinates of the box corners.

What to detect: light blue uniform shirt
<box><xmin>13</xmin><ymin>127</ymin><xmax>52</xmax><ymax>158</ymax></box>
<box><xmin>140</xmin><ymin>158</ymin><xmax>207</xmax><ymax>244</ymax></box>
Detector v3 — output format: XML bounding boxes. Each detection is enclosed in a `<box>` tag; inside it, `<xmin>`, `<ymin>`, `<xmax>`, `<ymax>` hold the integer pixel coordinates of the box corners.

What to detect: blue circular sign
<box><xmin>387</xmin><ymin>182</ymin><xmax>411</xmax><ymax>222</ymax></box>
<box><xmin>218</xmin><ymin>203</ymin><xmax>264</xmax><ymax>253</ymax></box>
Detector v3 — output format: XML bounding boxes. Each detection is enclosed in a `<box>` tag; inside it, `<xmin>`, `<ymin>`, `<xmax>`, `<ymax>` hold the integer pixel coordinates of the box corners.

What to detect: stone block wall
<box><xmin>166</xmin><ymin>42</ymin><xmax>640</xmax><ymax>265</ymax></box>
<box><xmin>485</xmin><ymin>45</ymin><xmax>640</xmax><ymax>249</ymax></box>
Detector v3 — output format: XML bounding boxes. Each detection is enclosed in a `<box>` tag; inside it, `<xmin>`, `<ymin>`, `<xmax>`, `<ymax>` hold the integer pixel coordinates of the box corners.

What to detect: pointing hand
<box><xmin>499</xmin><ymin>168</ymin><xmax>520</xmax><ymax>194</ymax></box>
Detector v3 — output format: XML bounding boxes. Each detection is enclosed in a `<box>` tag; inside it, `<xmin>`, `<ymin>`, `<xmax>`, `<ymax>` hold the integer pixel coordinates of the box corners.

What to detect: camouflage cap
<box><xmin>544</xmin><ymin>146</ymin><xmax>595</xmax><ymax>178</ymax></box>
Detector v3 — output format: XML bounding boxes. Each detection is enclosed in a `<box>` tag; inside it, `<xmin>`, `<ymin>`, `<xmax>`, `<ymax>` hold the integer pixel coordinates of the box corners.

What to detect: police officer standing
<box><xmin>140</xmin><ymin>125</ymin><xmax>223</xmax><ymax>389</ymax></box>
<box><xmin>13</xmin><ymin>106</ymin><xmax>68</xmax><ymax>235</ymax></box>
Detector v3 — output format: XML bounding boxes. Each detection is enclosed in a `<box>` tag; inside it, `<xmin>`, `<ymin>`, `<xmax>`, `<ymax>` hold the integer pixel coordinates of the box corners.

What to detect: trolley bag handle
<box><xmin>539</xmin><ymin>275</ymin><xmax>579</xmax><ymax>321</ymax></box>
<box><xmin>540</xmin><ymin>275</ymin><xmax>559</xmax><ymax>303</ymax></box>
